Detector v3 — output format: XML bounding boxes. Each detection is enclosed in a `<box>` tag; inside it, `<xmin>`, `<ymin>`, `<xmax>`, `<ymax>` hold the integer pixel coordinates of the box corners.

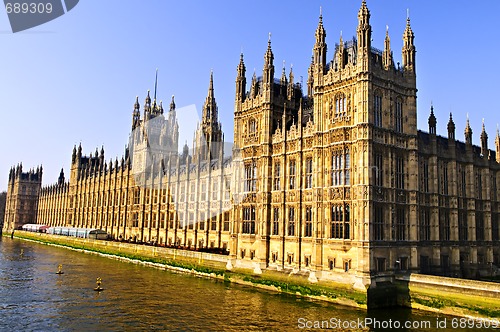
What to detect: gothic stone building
<box><xmin>4</xmin><ymin>2</ymin><xmax>500</xmax><ymax>287</ymax></box>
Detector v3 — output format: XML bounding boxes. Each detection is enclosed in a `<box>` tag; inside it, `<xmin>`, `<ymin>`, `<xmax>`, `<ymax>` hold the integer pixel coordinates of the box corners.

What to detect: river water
<box><xmin>0</xmin><ymin>237</ymin><xmax>492</xmax><ymax>331</ymax></box>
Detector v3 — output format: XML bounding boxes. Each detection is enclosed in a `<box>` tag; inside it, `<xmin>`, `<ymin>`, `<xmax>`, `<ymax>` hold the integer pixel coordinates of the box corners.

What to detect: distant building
<box><xmin>3</xmin><ymin>1</ymin><xmax>499</xmax><ymax>286</ymax></box>
<box><xmin>0</xmin><ymin>191</ymin><xmax>7</xmax><ymax>233</ymax></box>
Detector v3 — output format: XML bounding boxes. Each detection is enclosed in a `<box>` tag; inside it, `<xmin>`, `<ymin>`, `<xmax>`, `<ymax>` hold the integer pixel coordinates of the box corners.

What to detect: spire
<box><xmin>481</xmin><ymin>119</ymin><xmax>488</xmax><ymax>156</ymax></box>
<box><xmin>307</xmin><ymin>55</ymin><xmax>314</xmax><ymax>96</ymax></box>
<box><xmin>447</xmin><ymin>112</ymin><xmax>455</xmax><ymax>140</ymax></box>
<box><xmin>153</xmin><ymin>68</ymin><xmax>158</xmax><ymax>102</ymax></box>
<box><xmin>428</xmin><ymin>104</ymin><xmax>437</xmax><ymax>135</ymax></box>
<box><xmin>313</xmin><ymin>8</ymin><xmax>327</xmax><ymax>70</ymax></box>
<box><xmin>287</xmin><ymin>64</ymin><xmax>295</xmax><ymax>100</ymax></box>
<box><xmin>208</xmin><ymin>69</ymin><xmax>214</xmax><ymax>99</ymax></box>
<box><xmin>465</xmin><ymin>114</ymin><xmax>473</xmax><ymax>145</ymax></box>
<box><xmin>202</xmin><ymin>70</ymin><xmax>218</xmax><ymax>124</ymax></box>
<box><xmin>336</xmin><ymin>32</ymin><xmax>345</xmax><ymax>70</ymax></box>
<box><xmin>236</xmin><ymin>52</ymin><xmax>247</xmax><ymax>103</ymax></box>
<box><xmin>383</xmin><ymin>25</ymin><xmax>393</xmax><ymax>69</ymax></box>
<box><xmin>280</xmin><ymin>60</ymin><xmax>288</xmax><ymax>95</ymax></box>
<box><xmin>263</xmin><ymin>33</ymin><xmax>275</xmax><ymax>86</ymax></box>
<box><xmin>402</xmin><ymin>9</ymin><xmax>416</xmax><ymax>73</ymax></box>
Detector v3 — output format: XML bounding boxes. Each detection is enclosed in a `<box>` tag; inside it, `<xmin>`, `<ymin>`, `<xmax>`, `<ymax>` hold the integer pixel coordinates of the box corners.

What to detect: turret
<box><xmin>262</xmin><ymin>34</ymin><xmax>275</xmax><ymax>90</ymax></box>
<box><xmin>313</xmin><ymin>8</ymin><xmax>327</xmax><ymax>72</ymax></box>
<box><xmin>480</xmin><ymin>120</ymin><xmax>488</xmax><ymax>157</ymax></box>
<box><xmin>465</xmin><ymin>115</ymin><xmax>473</xmax><ymax>146</ymax></box>
<box><xmin>402</xmin><ymin>12</ymin><xmax>416</xmax><ymax>73</ymax></box>
<box><xmin>428</xmin><ymin>104</ymin><xmax>436</xmax><ymax>136</ymax></box>
<box><xmin>144</xmin><ymin>90</ymin><xmax>152</xmax><ymax>121</ymax></box>
<box><xmin>132</xmin><ymin>96</ymin><xmax>140</xmax><ymax>131</ymax></box>
<box><xmin>357</xmin><ymin>0</ymin><xmax>371</xmax><ymax>66</ymax></box>
<box><xmin>58</xmin><ymin>168</ymin><xmax>65</xmax><ymax>185</ymax></box>
<box><xmin>336</xmin><ymin>32</ymin><xmax>344</xmax><ymax>70</ymax></box>
<box><xmin>170</xmin><ymin>95</ymin><xmax>176</xmax><ymax>112</ymax></box>
<box><xmin>280</xmin><ymin>61</ymin><xmax>287</xmax><ymax>96</ymax></box>
<box><xmin>447</xmin><ymin>113</ymin><xmax>455</xmax><ymax>141</ymax></box>
<box><xmin>235</xmin><ymin>53</ymin><xmax>246</xmax><ymax>103</ymax></box>
<box><xmin>72</xmin><ymin>145</ymin><xmax>77</xmax><ymax>164</ymax></box>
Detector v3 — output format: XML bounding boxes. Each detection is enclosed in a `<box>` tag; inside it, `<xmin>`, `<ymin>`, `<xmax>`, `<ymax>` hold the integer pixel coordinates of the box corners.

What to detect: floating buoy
<box><xmin>94</xmin><ymin>277</ymin><xmax>104</xmax><ymax>291</ymax></box>
<box><xmin>56</xmin><ymin>264</ymin><xmax>64</xmax><ymax>275</ymax></box>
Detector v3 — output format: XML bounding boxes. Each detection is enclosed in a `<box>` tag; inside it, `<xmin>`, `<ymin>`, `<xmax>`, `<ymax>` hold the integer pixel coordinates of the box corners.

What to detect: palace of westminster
<box><xmin>3</xmin><ymin>2</ymin><xmax>500</xmax><ymax>286</ymax></box>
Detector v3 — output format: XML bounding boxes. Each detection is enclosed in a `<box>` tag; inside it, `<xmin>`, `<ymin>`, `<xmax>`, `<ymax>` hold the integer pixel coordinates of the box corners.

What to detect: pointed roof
<box><xmin>264</xmin><ymin>32</ymin><xmax>274</xmax><ymax>64</ymax></box>
<box><xmin>428</xmin><ymin>105</ymin><xmax>436</xmax><ymax>127</ymax></box>
<box><xmin>447</xmin><ymin>112</ymin><xmax>455</xmax><ymax>132</ymax></box>
<box><xmin>315</xmin><ymin>8</ymin><xmax>326</xmax><ymax>41</ymax></box>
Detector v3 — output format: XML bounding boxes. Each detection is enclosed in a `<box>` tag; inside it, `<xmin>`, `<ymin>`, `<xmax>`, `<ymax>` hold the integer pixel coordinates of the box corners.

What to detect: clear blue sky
<box><xmin>1</xmin><ymin>1</ymin><xmax>499</xmax><ymax>192</ymax></box>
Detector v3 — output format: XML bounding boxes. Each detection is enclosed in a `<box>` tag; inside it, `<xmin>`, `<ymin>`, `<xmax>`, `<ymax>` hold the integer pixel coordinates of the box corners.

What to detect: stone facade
<box><xmin>3</xmin><ymin>1</ymin><xmax>500</xmax><ymax>287</ymax></box>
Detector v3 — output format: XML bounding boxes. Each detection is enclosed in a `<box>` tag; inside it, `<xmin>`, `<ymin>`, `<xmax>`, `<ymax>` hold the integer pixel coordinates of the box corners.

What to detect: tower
<box><xmin>193</xmin><ymin>71</ymin><xmax>223</xmax><ymax>163</ymax></box>
<box><xmin>2</xmin><ymin>164</ymin><xmax>42</xmax><ymax>233</ymax></box>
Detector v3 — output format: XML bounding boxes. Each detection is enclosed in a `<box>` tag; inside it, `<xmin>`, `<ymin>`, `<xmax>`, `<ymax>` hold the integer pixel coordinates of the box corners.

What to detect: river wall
<box><xmin>7</xmin><ymin>231</ymin><xmax>500</xmax><ymax>319</ymax></box>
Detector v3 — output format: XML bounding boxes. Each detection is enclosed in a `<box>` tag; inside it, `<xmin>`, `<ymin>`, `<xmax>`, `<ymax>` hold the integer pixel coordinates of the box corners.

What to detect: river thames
<box><xmin>0</xmin><ymin>237</ymin><xmax>491</xmax><ymax>331</ymax></box>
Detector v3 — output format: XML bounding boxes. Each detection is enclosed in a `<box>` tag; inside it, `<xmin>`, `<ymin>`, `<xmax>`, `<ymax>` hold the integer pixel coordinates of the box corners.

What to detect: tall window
<box><xmin>492</xmin><ymin>213</ymin><xmax>499</xmax><ymax>242</ymax></box>
<box><xmin>223</xmin><ymin>212</ymin><xmax>230</xmax><ymax>232</ymax></box>
<box><xmin>242</xmin><ymin>206</ymin><xmax>256</xmax><ymax>234</ymax></box>
<box><xmin>374</xmin><ymin>93</ymin><xmax>383</xmax><ymax>127</ymax></box>
<box><xmin>335</xmin><ymin>94</ymin><xmax>346</xmax><ymax>117</ymax></box>
<box><xmin>273</xmin><ymin>162</ymin><xmax>281</xmax><ymax>191</ymax></box>
<box><xmin>289</xmin><ymin>160</ymin><xmax>296</xmax><ymax>189</ymax></box>
<box><xmin>305</xmin><ymin>158</ymin><xmax>313</xmax><ymax>189</ymax></box>
<box><xmin>396</xmin><ymin>156</ymin><xmax>405</xmax><ymax>189</ymax></box>
<box><xmin>305</xmin><ymin>207</ymin><xmax>313</xmax><ymax>237</ymax></box>
<box><xmin>475</xmin><ymin>170</ymin><xmax>483</xmax><ymax>200</ymax></box>
<box><xmin>396</xmin><ymin>207</ymin><xmax>407</xmax><ymax>241</ymax></box>
<box><xmin>134</xmin><ymin>189</ymin><xmax>140</xmax><ymax>205</ymax></box>
<box><xmin>331</xmin><ymin>149</ymin><xmax>350</xmax><ymax>186</ymax></box>
<box><xmin>374</xmin><ymin>153</ymin><xmax>383</xmax><ymax>187</ymax></box>
<box><xmin>248</xmin><ymin>118</ymin><xmax>257</xmax><ymax>135</ymax></box>
<box><xmin>201</xmin><ymin>181</ymin><xmax>207</xmax><ymax>201</ymax></box>
<box><xmin>244</xmin><ymin>162</ymin><xmax>257</xmax><ymax>192</ymax></box>
<box><xmin>476</xmin><ymin>212</ymin><xmax>484</xmax><ymax>241</ymax></box>
<box><xmin>374</xmin><ymin>205</ymin><xmax>384</xmax><ymax>240</ymax></box>
<box><xmin>272</xmin><ymin>208</ymin><xmax>279</xmax><ymax>235</ymax></box>
<box><xmin>419</xmin><ymin>208</ymin><xmax>430</xmax><ymax>241</ymax></box>
<box><xmin>458</xmin><ymin>165</ymin><xmax>466</xmax><ymax>197</ymax></box>
<box><xmin>345</xmin><ymin>150</ymin><xmax>350</xmax><ymax>186</ymax></box>
<box><xmin>212</xmin><ymin>180</ymin><xmax>218</xmax><ymax>200</ymax></box>
<box><xmin>439</xmin><ymin>162</ymin><xmax>448</xmax><ymax>195</ymax></box>
<box><xmin>458</xmin><ymin>211</ymin><xmax>468</xmax><ymax>241</ymax></box>
<box><xmin>439</xmin><ymin>209</ymin><xmax>450</xmax><ymax>241</ymax></box>
<box><xmin>287</xmin><ymin>207</ymin><xmax>295</xmax><ymax>236</ymax></box>
<box><xmin>421</xmin><ymin>158</ymin><xmax>429</xmax><ymax>193</ymax></box>
<box><xmin>331</xmin><ymin>204</ymin><xmax>350</xmax><ymax>239</ymax></box>
<box><xmin>395</xmin><ymin>100</ymin><xmax>403</xmax><ymax>133</ymax></box>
